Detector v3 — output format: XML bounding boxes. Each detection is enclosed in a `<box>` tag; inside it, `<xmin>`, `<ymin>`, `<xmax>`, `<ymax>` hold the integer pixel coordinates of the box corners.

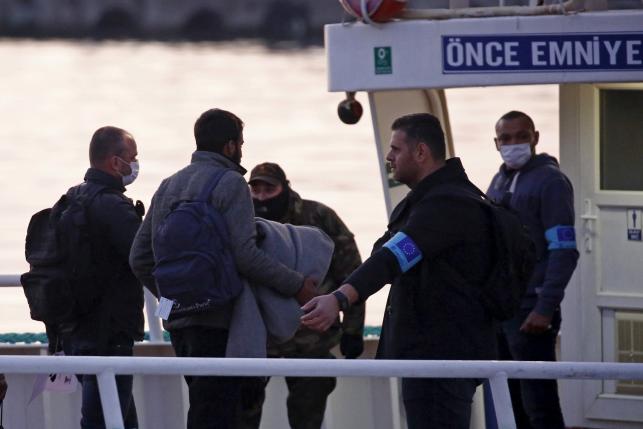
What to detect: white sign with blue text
<box><xmin>442</xmin><ymin>33</ymin><xmax>643</xmax><ymax>74</ymax></box>
<box><xmin>326</xmin><ymin>11</ymin><xmax>643</xmax><ymax>92</ymax></box>
<box><xmin>627</xmin><ymin>209</ymin><xmax>642</xmax><ymax>241</ymax></box>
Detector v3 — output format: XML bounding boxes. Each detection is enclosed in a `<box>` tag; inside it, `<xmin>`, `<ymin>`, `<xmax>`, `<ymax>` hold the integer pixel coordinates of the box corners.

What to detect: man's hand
<box><xmin>301</xmin><ymin>294</ymin><xmax>340</xmax><ymax>332</ymax></box>
<box><xmin>0</xmin><ymin>373</ymin><xmax>7</xmax><ymax>401</ymax></box>
<box><xmin>520</xmin><ymin>311</ymin><xmax>553</xmax><ymax>334</ymax></box>
<box><xmin>340</xmin><ymin>333</ymin><xmax>364</xmax><ymax>359</ymax></box>
<box><xmin>295</xmin><ymin>277</ymin><xmax>318</xmax><ymax>306</ymax></box>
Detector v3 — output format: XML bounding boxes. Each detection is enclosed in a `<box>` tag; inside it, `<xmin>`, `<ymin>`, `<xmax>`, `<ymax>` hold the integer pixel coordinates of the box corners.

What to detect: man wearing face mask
<box><xmin>63</xmin><ymin>126</ymin><xmax>145</xmax><ymax>429</ymax></box>
<box><xmin>487</xmin><ymin>111</ymin><xmax>578</xmax><ymax>429</ymax></box>
<box><xmin>239</xmin><ymin>162</ymin><xmax>364</xmax><ymax>429</ymax></box>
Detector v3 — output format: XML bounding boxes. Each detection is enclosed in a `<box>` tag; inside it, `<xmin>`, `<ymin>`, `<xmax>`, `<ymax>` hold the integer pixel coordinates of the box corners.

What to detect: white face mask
<box><xmin>117</xmin><ymin>158</ymin><xmax>139</xmax><ymax>186</ymax></box>
<box><xmin>499</xmin><ymin>143</ymin><xmax>532</xmax><ymax>170</ymax></box>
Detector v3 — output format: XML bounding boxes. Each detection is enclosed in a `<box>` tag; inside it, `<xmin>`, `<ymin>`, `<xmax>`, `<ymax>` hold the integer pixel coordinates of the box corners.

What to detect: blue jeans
<box><xmin>402</xmin><ymin>378</ymin><xmax>480</xmax><ymax>429</ymax></box>
<box><xmin>497</xmin><ymin>308</ymin><xmax>564</xmax><ymax>429</ymax></box>
<box><xmin>66</xmin><ymin>333</ymin><xmax>138</xmax><ymax>429</ymax></box>
<box><xmin>169</xmin><ymin>326</ymin><xmax>241</xmax><ymax>429</ymax></box>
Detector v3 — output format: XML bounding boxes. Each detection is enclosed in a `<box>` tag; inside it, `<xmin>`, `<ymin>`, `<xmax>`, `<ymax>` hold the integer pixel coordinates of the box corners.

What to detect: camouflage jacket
<box><xmin>267</xmin><ymin>189</ymin><xmax>364</xmax><ymax>357</ymax></box>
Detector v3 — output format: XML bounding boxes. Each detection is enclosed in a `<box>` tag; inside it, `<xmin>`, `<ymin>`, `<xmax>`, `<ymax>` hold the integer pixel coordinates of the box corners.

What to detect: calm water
<box><xmin>0</xmin><ymin>40</ymin><xmax>558</xmax><ymax>332</ymax></box>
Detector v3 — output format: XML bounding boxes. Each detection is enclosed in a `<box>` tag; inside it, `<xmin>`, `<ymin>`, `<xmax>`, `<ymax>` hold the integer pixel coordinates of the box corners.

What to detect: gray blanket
<box><xmin>226</xmin><ymin>218</ymin><xmax>334</xmax><ymax>357</ymax></box>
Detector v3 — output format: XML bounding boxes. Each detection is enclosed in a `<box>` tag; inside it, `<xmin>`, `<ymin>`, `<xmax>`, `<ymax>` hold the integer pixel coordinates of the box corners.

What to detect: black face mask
<box><xmin>253</xmin><ymin>187</ymin><xmax>290</xmax><ymax>221</ymax></box>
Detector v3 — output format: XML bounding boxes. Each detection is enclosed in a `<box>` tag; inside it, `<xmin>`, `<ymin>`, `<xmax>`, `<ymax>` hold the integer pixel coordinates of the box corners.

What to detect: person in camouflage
<box><xmin>238</xmin><ymin>162</ymin><xmax>365</xmax><ymax>429</ymax></box>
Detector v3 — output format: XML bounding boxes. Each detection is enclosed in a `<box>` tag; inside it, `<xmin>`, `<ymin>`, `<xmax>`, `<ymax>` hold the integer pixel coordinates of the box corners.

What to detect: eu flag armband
<box><xmin>383</xmin><ymin>232</ymin><xmax>423</xmax><ymax>273</ymax></box>
<box><xmin>545</xmin><ymin>225</ymin><xmax>577</xmax><ymax>250</ymax></box>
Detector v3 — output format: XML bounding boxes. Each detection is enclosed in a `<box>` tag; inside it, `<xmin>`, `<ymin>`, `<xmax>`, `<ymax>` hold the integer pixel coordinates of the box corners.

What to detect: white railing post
<box><xmin>96</xmin><ymin>370</ymin><xmax>125</xmax><ymax>429</ymax></box>
<box><xmin>144</xmin><ymin>289</ymin><xmax>163</xmax><ymax>342</ymax></box>
<box><xmin>488</xmin><ymin>371</ymin><xmax>516</xmax><ymax>429</ymax></box>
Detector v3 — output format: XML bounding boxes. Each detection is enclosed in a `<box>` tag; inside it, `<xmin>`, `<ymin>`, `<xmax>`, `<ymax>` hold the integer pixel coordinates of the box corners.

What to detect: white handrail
<box><xmin>0</xmin><ymin>273</ymin><xmax>164</xmax><ymax>342</ymax></box>
<box><xmin>2</xmin><ymin>356</ymin><xmax>643</xmax><ymax>429</ymax></box>
<box><xmin>2</xmin><ymin>356</ymin><xmax>642</xmax><ymax>379</ymax></box>
<box><xmin>0</xmin><ymin>274</ymin><xmax>20</xmax><ymax>286</ymax></box>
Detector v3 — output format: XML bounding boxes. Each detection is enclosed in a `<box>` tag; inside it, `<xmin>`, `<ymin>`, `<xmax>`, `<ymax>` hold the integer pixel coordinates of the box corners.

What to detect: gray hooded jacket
<box><xmin>129</xmin><ymin>151</ymin><xmax>304</xmax><ymax>331</ymax></box>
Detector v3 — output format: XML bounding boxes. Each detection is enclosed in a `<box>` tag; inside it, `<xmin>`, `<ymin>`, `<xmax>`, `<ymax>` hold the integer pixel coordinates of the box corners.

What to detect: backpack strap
<box><xmin>67</xmin><ymin>183</ymin><xmax>111</xmax><ymax>208</ymax></box>
<box><xmin>83</xmin><ymin>185</ymin><xmax>109</xmax><ymax>207</ymax></box>
<box><xmin>425</xmin><ymin>182</ymin><xmax>490</xmax><ymax>208</ymax></box>
<box><xmin>423</xmin><ymin>183</ymin><xmax>497</xmax><ymax>290</ymax></box>
<box><xmin>197</xmin><ymin>169</ymin><xmax>232</xmax><ymax>202</ymax></box>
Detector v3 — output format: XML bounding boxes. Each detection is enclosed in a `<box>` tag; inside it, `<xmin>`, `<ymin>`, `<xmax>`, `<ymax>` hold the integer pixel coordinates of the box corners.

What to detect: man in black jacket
<box><xmin>302</xmin><ymin>113</ymin><xmax>497</xmax><ymax>429</ymax></box>
<box><xmin>64</xmin><ymin>126</ymin><xmax>145</xmax><ymax>429</ymax></box>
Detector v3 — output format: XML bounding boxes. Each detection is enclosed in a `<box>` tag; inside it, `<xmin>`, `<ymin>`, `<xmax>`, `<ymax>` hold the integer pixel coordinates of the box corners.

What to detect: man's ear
<box><xmin>532</xmin><ymin>130</ymin><xmax>540</xmax><ymax>148</ymax></box>
<box><xmin>222</xmin><ymin>140</ymin><xmax>235</xmax><ymax>157</ymax></box>
<box><xmin>494</xmin><ymin>138</ymin><xmax>501</xmax><ymax>151</ymax></box>
<box><xmin>108</xmin><ymin>155</ymin><xmax>120</xmax><ymax>172</ymax></box>
<box><xmin>416</xmin><ymin>141</ymin><xmax>431</xmax><ymax>162</ymax></box>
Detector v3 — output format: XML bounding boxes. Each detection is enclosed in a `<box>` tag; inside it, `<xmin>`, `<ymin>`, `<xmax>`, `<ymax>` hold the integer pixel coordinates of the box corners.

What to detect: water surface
<box><xmin>0</xmin><ymin>40</ymin><xmax>558</xmax><ymax>332</ymax></box>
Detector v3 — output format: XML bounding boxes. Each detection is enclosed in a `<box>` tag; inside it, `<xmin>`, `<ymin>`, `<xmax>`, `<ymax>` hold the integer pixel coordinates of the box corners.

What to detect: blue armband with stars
<box><xmin>383</xmin><ymin>232</ymin><xmax>423</xmax><ymax>273</ymax></box>
<box><xmin>545</xmin><ymin>225</ymin><xmax>576</xmax><ymax>250</ymax></box>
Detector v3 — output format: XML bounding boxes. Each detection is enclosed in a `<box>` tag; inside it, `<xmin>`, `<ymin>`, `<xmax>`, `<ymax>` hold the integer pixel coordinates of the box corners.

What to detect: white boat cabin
<box><xmin>326</xmin><ymin>5</ymin><xmax>643</xmax><ymax>428</ymax></box>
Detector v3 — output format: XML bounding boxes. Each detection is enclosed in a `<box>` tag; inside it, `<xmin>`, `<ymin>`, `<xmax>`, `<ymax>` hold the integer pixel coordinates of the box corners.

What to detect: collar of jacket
<box><xmin>406</xmin><ymin>157</ymin><xmax>469</xmax><ymax>204</ymax></box>
<box><xmin>84</xmin><ymin>167</ymin><xmax>125</xmax><ymax>192</ymax></box>
<box><xmin>282</xmin><ymin>188</ymin><xmax>303</xmax><ymax>222</ymax></box>
<box><xmin>190</xmin><ymin>150</ymin><xmax>248</xmax><ymax>175</ymax></box>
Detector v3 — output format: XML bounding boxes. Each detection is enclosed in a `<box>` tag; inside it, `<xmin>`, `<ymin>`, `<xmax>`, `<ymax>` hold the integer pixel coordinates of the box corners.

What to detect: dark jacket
<box><xmin>487</xmin><ymin>153</ymin><xmax>578</xmax><ymax>317</ymax></box>
<box><xmin>347</xmin><ymin>158</ymin><xmax>497</xmax><ymax>360</ymax></box>
<box><xmin>69</xmin><ymin>168</ymin><xmax>145</xmax><ymax>343</ymax></box>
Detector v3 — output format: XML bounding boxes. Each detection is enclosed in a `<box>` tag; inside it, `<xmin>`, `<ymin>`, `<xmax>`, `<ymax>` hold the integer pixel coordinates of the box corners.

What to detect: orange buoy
<box><xmin>338</xmin><ymin>0</ymin><xmax>406</xmax><ymax>23</ymax></box>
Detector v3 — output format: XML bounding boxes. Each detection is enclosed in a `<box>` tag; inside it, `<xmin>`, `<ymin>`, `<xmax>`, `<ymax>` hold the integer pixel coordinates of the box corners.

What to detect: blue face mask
<box><xmin>499</xmin><ymin>143</ymin><xmax>532</xmax><ymax>170</ymax></box>
<box><xmin>117</xmin><ymin>157</ymin><xmax>140</xmax><ymax>186</ymax></box>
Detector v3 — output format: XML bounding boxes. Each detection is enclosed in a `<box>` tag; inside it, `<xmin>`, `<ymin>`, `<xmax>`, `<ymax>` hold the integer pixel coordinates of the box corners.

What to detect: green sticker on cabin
<box><xmin>374</xmin><ymin>47</ymin><xmax>392</xmax><ymax>75</ymax></box>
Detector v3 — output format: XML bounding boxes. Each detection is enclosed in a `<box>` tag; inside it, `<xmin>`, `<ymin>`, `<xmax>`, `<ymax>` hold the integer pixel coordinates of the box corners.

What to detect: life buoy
<box><xmin>338</xmin><ymin>0</ymin><xmax>406</xmax><ymax>23</ymax></box>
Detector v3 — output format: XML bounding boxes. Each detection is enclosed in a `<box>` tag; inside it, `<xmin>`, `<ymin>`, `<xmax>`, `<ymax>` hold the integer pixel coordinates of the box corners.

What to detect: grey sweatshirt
<box><xmin>129</xmin><ymin>151</ymin><xmax>304</xmax><ymax>330</ymax></box>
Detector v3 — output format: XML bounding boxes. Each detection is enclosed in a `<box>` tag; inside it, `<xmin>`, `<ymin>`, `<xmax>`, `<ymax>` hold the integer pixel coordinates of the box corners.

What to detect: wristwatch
<box><xmin>332</xmin><ymin>290</ymin><xmax>350</xmax><ymax>312</ymax></box>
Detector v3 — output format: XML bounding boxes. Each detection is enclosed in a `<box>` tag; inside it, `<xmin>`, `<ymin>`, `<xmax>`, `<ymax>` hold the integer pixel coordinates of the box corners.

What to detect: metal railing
<box><xmin>0</xmin><ymin>274</ymin><xmax>164</xmax><ymax>342</ymax></box>
<box><xmin>2</xmin><ymin>356</ymin><xmax>643</xmax><ymax>429</ymax></box>
<box><xmin>5</xmin><ymin>273</ymin><xmax>643</xmax><ymax>428</ymax></box>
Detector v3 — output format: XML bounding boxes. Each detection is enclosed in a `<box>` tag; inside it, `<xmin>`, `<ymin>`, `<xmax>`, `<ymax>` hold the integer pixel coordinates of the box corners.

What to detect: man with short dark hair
<box><xmin>65</xmin><ymin>125</ymin><xmax>144</xmax><ymax>429</ymax></box>
<box><xmin>302</xmin><ymin>113</ymin><xmax>497</xmax><ymax>429</ymax></box>
<box><xmin>239</xmin><ymin>162</ymin><xmax>364</xmax><ymax>429</ymax></box>
<box><xmin>130</xmin><ymin>108</ymin><xmax>317</xmax><ymax>429</ymax></box>
<box><xmin>487</xmin><ymin>111</ymin><xmax>578</xmax><ymax>429</ymax></box>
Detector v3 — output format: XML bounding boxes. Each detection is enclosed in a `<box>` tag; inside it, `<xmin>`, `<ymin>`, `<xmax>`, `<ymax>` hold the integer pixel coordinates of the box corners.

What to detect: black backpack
<box><xmin>152</xmin><ymin>169</ymin><xmax>244</xmax><ymax>319</ymax></box>
<box><xmin>21</xmin><ymin>184</ymin><xmax>108</xmax><ymax>325</ymax></box>
<box><xmin>432</xmin><ymin>184</ymin><xmax>536</xmax><ymax>321</ymax></box>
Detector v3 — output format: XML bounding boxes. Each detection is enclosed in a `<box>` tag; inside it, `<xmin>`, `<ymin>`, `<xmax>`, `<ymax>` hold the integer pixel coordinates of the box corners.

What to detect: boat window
<box><xmin>616</xmin><ymin>311</ymin><xmax>643</xmax><ymax>395</ymax></box>
<box><xmin>599</xmin><ymin>89</ymin><xmax>643</xmax><ymax>191</ymax></box>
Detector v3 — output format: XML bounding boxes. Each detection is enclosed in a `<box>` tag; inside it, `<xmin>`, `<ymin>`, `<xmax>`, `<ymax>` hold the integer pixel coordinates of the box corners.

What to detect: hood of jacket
<box><xmin>190</xmin><ymin>150</ymin><xmax>247</xmax><ymax>175</ymax></box>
